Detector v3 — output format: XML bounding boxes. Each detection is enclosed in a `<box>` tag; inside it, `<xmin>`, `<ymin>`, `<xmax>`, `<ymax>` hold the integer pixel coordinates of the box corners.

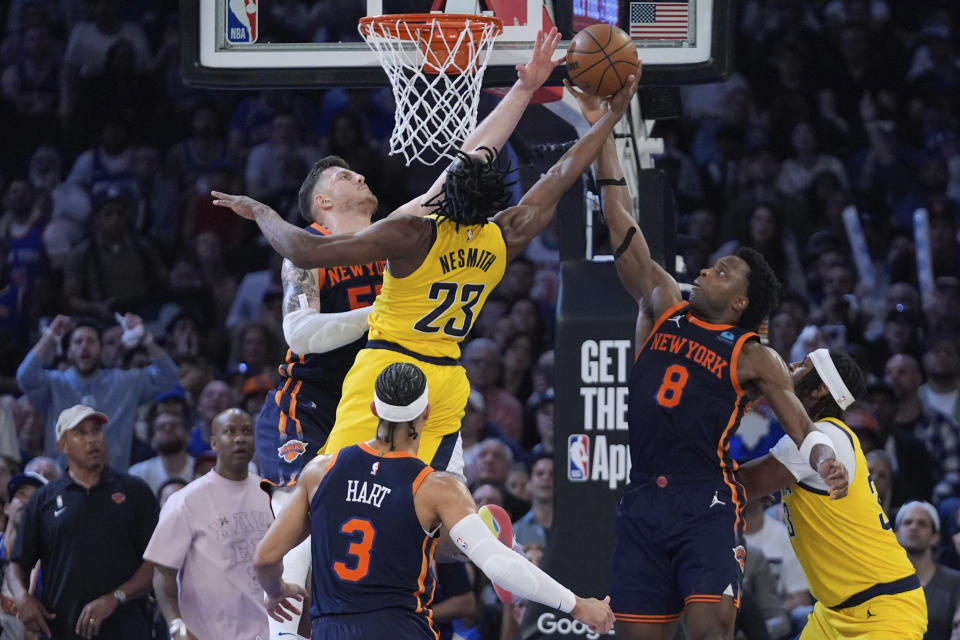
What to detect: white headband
<box><xmin>374</xmin><ymin>384</ymin><xmax>429</xmax><ymax>423</ymax></box>
<box><xmin>809</xmin><ymin>349</ymin><xmax>854</xmax><ymax>410</ymax></box>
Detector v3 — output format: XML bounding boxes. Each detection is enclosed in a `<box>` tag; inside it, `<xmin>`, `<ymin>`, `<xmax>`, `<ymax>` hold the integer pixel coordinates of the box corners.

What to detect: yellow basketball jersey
<box><xmin>367</xmin><ymin>216</ymin><xmax>507</xmax><ymax>359</ymax></box>
<box><xmin>782</xmin><ymin>417</ymin><xmax>917</xmax><ymax>608</ymax></box>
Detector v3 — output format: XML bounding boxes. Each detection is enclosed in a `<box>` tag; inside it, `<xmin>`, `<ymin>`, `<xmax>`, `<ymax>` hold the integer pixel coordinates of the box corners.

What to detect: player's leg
<box><xmin>682</xmin><ymin>599</ymin><xmax>738</xmax><ymax>640</ymax></box>
<box><xmin>672</xmin><ymin>480</ymin><xmax>745</xmax><ymax>640</ymax></box>
<box><xmin>417</xmin><ymin>363</ymin><xmax>470</xmax><ymax>477</ymax></box>
<box><xmin>610</xmin><ymin>479</ymin><xmax>684</xmax><ymax>640</ymax></box>
<box><xmin>321</xmin><ymin>348</ymin><xmax>390</xmax><ymax>454</ymax></box>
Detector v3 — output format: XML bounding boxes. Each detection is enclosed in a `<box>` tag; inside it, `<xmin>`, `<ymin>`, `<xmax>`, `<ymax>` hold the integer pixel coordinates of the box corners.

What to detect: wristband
<box><xmin>613</xmin><ymin>227</ymin><xmax>637</xmax><ymax>260</ymax></box>
<box><xmin>596</xmin><ymin>177</ymin><xmax>626</xmax><ymax>187</ymax></box>
<box><xmin>798</xmin><ymin>431</ymin><xmax>834</xmax><ymax>470</ymax></box>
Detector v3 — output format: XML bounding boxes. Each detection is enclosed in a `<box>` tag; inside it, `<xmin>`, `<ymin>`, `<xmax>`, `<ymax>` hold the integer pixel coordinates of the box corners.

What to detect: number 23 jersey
<box><xmin>367</xmin><ymin>216</ymin><xmax>506</xmax><ymax>359</ymax></box>
<box><xmin>627</xmin><ymin>301</ymin><xmax>758</xmax><ymax>482</ymax></box>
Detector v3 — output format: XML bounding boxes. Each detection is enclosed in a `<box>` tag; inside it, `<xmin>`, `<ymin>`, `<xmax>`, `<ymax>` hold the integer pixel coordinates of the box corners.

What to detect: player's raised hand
<box><xmin>818</xmin><ymin>458</ymin><xmax>849</xmax><ymax>499</ymax></box>
<box><xmin>211</xmin><ymin>191</ymin><xmax>267</xmax><ymax>220</ymax></box>
<box><xmin>563</xmin><ymin>79</ymin><xmax>606</xmax><ymax>125</ymax></box>
<box><xmin>516</xmin><ymin>27</ymin><xmax>563</xmax><ymax>91</ymax></box>
<box><xmin>570</xmin><ymin>595</ymin><xmax>616</xmax><ymax>634</ymax></box>
<box><xmin>607</xmin><ymin>70</ymin><xmax>641</xmax><ymax>116</ymax></box>
<box><xmin>264</xmin><ymin>580</ymin><xmax>307</xmax><ymax>622</ymax></box>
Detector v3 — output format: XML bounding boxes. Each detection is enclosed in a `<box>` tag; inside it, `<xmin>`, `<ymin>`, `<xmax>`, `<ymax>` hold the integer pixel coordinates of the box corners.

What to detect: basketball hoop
<box><xmin>358</xmin><ymin>14</ymin><xmax>503</xmax><ymax>166</ymax></box>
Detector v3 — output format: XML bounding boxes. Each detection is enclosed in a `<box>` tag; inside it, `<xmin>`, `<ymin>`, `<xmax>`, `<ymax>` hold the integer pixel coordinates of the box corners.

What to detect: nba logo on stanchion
<box><xmin>567</xmin><ymin>435</ymin><xmax>590</xmax><ymax>482</ymax></box>
<box><xmin>226</xmin><ymin>0</ymin><xmax>258</xmax><ymax>44</ymax></box>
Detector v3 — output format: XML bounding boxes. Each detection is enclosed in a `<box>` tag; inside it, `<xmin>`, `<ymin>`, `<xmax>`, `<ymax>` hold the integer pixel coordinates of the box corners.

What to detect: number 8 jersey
<box><xmin>367</xmin><ymin>215</ymin><xmax>506</xmax><ymax>359</ymax></box>
<box><xmin>627</xmin><ymin>301</ymin><xmax>758</xmax><ymax>484</ymax></box>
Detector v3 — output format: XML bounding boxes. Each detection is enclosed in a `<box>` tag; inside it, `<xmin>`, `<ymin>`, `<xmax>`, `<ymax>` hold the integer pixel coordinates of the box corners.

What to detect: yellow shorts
<box><xmin>321</xmin><ymin>347</ymin><xmax>469</xmax><ymax>474</ymax></box>
<box><xmin>800</xmin><ymin>588</ymin><xmax>927</xmax><ymax>640</ymax></box>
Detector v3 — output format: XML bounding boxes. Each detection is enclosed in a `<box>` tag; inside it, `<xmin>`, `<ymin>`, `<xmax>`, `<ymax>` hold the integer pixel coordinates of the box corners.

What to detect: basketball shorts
<box><xmin>255</xmin><ymin>380</ymin><xmax>340</xmax><ymax>486</ymax></box>
<box><xmin>800</xmin><ymin>588</ymin><xmax>926</xmax><ymax>640</ymax></box>
<box><xmin>609</xmin><ymin>473</ymin><xmax>745</xmax><ymax>622</ymax></box>
<box><xmin>312</xmin><ymin>608</ymin><xmax>437</xmax><ymax>640</ymax></box>
<box><xmin>321</xmin><ymin>346</ymin><xmax>468</xmax><ymax>476</ymax></box>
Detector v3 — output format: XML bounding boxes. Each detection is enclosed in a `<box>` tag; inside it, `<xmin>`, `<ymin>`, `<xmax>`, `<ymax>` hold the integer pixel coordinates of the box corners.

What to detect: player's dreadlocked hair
<box><xmin>297</xmin><ymin>155</ymin><xmax>351</xmax><ymax>223</ymax></box>
<box><xmin>735</xmin><ymin>247</ymin><xmax>782</xmax><ymax>331</ymax></box>
<box><xmin>426</xmin><ymin>147</ymin><xmax>516</xmax><ymax>228</ymax></box>
<box><xmin>795</xmin><ymin>349</ymin><xmax>867</xmax><ymax>421</ymax></box>
<box><xmin>375</xmin><ymin>362</ymin><xmax>427</xmax><ymax>451</ymax></box>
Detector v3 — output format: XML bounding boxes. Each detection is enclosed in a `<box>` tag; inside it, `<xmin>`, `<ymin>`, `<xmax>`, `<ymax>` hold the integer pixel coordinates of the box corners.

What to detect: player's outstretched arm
<box><xmin>280</xmin><ymin>258</ymin><xmax>372</xmax><ymax>355</ymax></box>
<box><xmin>390</xmin><ymin>28</ymin><xmax>563</xmax><ymax>218</ymax></box>
<box><xmin>419</xmin><ymin>474</ymin><xmax>615</xmax><ymax>634</ymax></box>
<box><xmin>212</xmin><ymin>191</ymin><xmax>432</xmax><ymax>269</ymax></box>
<box><xmin>738</xmin><ymin>342</ymin><xmax>849</xmax><ymax>499</ymax></box>
<box><xmin>253</xmin><ymin>467</ymin><xmax>316</xmax><ymax>622</ymax></box>
<box><xmin>738</xmin><ymin>454</ymin><xmax>798</xmax><ymax>499</ymax></box>
<box><xmin>493</xmin><ymin>75</ymin><xmax>640</xmax><ymax>261</ymax></box>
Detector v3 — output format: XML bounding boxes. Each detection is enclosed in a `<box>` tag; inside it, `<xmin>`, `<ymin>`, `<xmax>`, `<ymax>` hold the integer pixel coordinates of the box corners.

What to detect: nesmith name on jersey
<box><xmin>439</xmin><ymin>248</ymin><xmax>498</xmax><ymax>274</ymax></box>
<box><xmin>346</xmin><ymin>479</ymin><xmax>392</xmax><ymax>508</ymax></box>
<box><xmin>648</xmin><ymin>333</ymin><xmax>729</xmax><ymax>379</ymax></box>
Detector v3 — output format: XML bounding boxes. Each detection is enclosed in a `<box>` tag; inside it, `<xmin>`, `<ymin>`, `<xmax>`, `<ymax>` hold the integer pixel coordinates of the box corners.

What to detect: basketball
<box><xmin>566</xmin><ymin>24</ymin><xmax>639</xmax><ymax>97</ymax></box>
<box><xmin>478</xmin><ymin>504</ymin><xmax>516</xmax><ymax>604</ymax></box>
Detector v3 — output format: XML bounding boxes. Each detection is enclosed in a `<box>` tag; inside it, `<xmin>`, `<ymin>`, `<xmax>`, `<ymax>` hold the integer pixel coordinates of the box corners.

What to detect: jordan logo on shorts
<box><xmin>709</xmin><ymin>490</ymin><xmax>726</xmax><ymax>508</ymax></box>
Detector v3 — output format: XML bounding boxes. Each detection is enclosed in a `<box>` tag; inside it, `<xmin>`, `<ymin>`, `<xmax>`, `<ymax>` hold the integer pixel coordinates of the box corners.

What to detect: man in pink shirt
<box><xmin>144</xmin><ymin>408</ymin><xmax>273</xmax><ymax>640</ymax></box>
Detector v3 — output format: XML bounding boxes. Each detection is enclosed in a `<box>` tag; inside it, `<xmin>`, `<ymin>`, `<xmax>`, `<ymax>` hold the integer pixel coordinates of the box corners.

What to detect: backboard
<box><xmin>182</xmin><ymin>0</ymin><xmax>733</xmax><ymax>88</ymax></box>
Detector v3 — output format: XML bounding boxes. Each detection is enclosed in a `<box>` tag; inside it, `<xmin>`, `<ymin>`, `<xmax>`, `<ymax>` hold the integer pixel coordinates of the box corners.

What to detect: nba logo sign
<box><xmin>567</xmin><ymin>434</ymin><xmax>590</xmax><ymax>482</ymax></box>
<box><xmin>226</xmin><ymin>0</ymin><xmax>258</xmax><ymax>44</ymax></box>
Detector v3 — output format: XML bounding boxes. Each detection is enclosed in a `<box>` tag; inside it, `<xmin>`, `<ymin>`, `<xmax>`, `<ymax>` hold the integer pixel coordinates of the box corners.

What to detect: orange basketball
<box><xmin>566</xmin><ymin>24</ymin><xmax>639</xmax><ymax>97</ymax></box>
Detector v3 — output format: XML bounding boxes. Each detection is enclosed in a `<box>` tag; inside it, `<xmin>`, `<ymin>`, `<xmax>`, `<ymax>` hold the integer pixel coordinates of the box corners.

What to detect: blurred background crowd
<box><xmin>1</xmin><ymin>0</ymin><xmax>960</xmax><ymax>639</ymax></box>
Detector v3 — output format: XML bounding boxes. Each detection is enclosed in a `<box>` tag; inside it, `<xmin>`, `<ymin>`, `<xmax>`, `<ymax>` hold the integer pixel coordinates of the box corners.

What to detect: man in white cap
<box><xmin>0</xmin><ymin>471</ymin><xmax>46</xmax><ymax>640</ymax></box>
<box><xmin>5</xmin><ymin>404</ymin><xmax>158</xmax><ymax>640</ymax></box>
<box><xmin>739</xmin><ymin>349</ymin><xmax>927</xmax><ymax>639</ymax></box>
<box><xmin>895</xmin><ymin>500</ymin><xmax>960</xmax><ymax>640</ymax></box>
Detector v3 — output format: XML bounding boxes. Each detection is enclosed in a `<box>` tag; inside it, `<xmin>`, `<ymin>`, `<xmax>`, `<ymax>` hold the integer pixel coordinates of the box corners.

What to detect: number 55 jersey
<box><xmin>321</xmin><ymin>216</ymin><xmax>506</xmax><ymax>475</ymax></box>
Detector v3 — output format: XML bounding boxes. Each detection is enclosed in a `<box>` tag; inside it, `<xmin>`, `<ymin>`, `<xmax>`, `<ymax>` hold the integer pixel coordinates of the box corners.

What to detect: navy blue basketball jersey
<box><xmin>628</xmin><ymin>301</ymin><xmax>758</xmax><ymax>483</ymax></box>
<box><xmin>277</xmin><ymin>222</ymin><xmax>386</xmax><ymax>388</ymax></box>
<box><xmin>310</xmin><ymin>443</ymin><xmax>439</xmax><ymax>626</ymax></box>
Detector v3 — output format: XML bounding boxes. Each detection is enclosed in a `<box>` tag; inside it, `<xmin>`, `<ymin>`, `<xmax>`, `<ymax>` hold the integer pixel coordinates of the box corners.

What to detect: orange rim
<box><xmin>359</xmin><ymin>13</ymin><xmax>503</xmax><ymax>41</ymax></box>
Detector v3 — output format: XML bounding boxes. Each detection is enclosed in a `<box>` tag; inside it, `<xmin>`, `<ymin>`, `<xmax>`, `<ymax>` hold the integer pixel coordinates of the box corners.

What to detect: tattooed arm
<box><xmin>281</xmin><ymin>259</ymin><xmax>322</xmax><ymax>315</ymax></box>
<box><xmin>280</xmin><ymin>258</ymin><xmax>373</xmax><ymax>355</ymax></box>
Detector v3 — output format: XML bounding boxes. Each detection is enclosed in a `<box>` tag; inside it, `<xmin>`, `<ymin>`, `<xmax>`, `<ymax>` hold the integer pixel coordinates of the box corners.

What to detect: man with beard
<box><xmin>16</xmin><ymin>314</ymin><xmax>179</xmax><ymax>472</ymax></box>
<box><xmin>129</xmin><ymin>408</ymin><xmax>194</xmax><ymax>495</ymax></box>
<box><xmin>6</xmin><ymin>405</ymin><xmax>158</xmax><ymax>639</ymax></box>
<box><xmin>739</xmin><ymin>349</ymin><xmax>926</xmax><ymax>639</ymax></box>
<box><xmin>145</xmin><ymin>408</ymin><xmax>273</xmax><ymax>640</ymax></box>
<box><xmin>0</xmin><ymin>471</ymin><xmax>47</xmax><ymax>640</ymax></box>
<box><xmin>895</xmin><ymin>501</ymin><xmax>960</xmax><ymax>640</ymax></box>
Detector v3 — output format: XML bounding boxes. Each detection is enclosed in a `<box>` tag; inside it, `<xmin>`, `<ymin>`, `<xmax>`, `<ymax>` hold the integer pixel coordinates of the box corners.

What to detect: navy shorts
<box><xmin>255</xmin><ymin>381</ymin><xmax>339</xmax><ymax>486</ymax></box>
<box><xmin>609</xmin><ymin>473</ymin><xmax>745</xmax><ymax>622</ymax></box>
<box><xmin>312</xmin><ymin>609</ymin><xmax>436</xmax><ymax>640</ymax></box>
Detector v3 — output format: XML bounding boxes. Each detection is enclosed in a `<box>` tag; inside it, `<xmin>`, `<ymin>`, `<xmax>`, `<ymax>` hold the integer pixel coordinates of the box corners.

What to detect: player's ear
<box><xmin>370</xmin><ymin>400</ymin><xmax>379</xmax><ymax>418</ymax></box>
<box><xmin>421</xmin><ymin>403</ymin><xmax>431</xmax><ymax>422</ymax></box>
<box><xmin>732</xmin><ymin>294</ymin><xmax>749</xmax><ymax>314</ymax></box>
<box><xmin>811</xmin><ymin>383</ymin><xmax>830</xmax><ymax>399</ymax></box>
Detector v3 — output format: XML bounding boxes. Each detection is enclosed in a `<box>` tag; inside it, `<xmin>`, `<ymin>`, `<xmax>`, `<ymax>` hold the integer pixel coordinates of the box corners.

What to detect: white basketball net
<box><xmin>359</xmin><ymin>15</ymin><xmax>502</xmax><ymax>166</ymax></box>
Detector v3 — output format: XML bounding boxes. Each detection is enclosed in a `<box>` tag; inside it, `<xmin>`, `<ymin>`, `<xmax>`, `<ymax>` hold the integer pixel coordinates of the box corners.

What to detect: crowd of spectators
<box><xmin>0</xmin><ymin>0</ymin><xmax>959</xmax><ymax>639</ymax></box>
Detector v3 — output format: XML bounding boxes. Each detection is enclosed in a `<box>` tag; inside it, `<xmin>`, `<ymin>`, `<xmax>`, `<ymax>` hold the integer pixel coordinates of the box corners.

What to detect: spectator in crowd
<box><xmin>885</xmin><ymin>353</ymin><xmax>960</xmax><ymax>500</ymax></box>
<box><xmin>24</xmin><ymin>455</ymin><xmax>60</xmax><ymax>482</ymax></box>
<box><xmin>464</xmin><ymin>338</ymin><xmax>523</xmax><ymax>443</ymax></box>
<box><xmin>867</xmin><ymin>449</ymin><xmax>899</xmax><ymax>519</ymax></box>
<box><xmin>467</xmin><ymin>438</ymin><xmax>527</xmax><ymax>522</ymax></box>
<box><xmin>157</xmin><ymin>477</ymin><xmax>187</xmax><ymax>508</ymax></box>
<box><xmin>145</xmin><ymin>408</ymin><xmax>271</xmax><ymax>640</ymax></box>
<box><xmin>244</xmin><ymin>112</ymin><xmax>321</xmax><ymax>201</ymax></box>
<box><xmin>128</xmin><ymin>408</ymin><xmax>194</xmax><ymax>495</ymax></box>
<box><xmin>743</xmin><ymin>499</ymin><xmax>811</xmax><ymax>616</ymax></box>
<box><xmin>740</xmin><ymin>544</ymin><xmax>791</xmax><ymax>640</ymax></box>
<box><xmin>920</xmin><ymin>337</ymin><xmax>960</xmax><ymax>425</ymax></box>
<box><xmin>7</xmin><ymin>404</ymin><xmax>158</xmax><ymax>639</ymax></box>
<box><xmin>187</xmin><ymin>379</ymin><xmax>235</xmax><ymax>456</ymax></box>
<box><xmin>472</xmin><ymin>483</ymin><xmax>505</xmax><ymax>509</ymax></box>
<box><xmin>16</xmin><ymin>314</ymin><xmax>179</xmax><ymax>472</ymax></box>
<box><xmin>529</xmin><ymin>387</ymin><xmax>555</xmax><ymax>458</ymax></box>
<box><xmin>896</xmin><ymin>501</ymin><xmax>960</xmax><ymax>640</ymax></box>
<box><xmin>432</xmin><ymin>562</ymin><xmax>477</xmax><ymax>640</ymax></box>
<box><xmin>513</xmin><ymin>454</ymin><xmax>553</xmax><ymax>552</ymax></box>
<box><xmin>0</xmin><ymin>471</ymin><xmax>45</xmax><ymax>640</ymax></box>
<box><xmin>505</xmin><ymin>462</ymin><xmax>531</xmax><ymax>505</ymax></box>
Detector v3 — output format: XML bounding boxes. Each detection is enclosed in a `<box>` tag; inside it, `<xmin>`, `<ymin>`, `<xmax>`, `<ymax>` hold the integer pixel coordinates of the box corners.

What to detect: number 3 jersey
<box><xmin>310</xmin><ymin>443</ymin><xmax>439</xmax><ymax>620</ymax></box>
<box><xmin>627</xmin><ymin>301</ymin><xmax>758</xmax><ymax>484</ymax></box>
<box><xmin>367</xmin><ymin>215</ymin><xmax>506</xmax><ymax>359</ymax></box>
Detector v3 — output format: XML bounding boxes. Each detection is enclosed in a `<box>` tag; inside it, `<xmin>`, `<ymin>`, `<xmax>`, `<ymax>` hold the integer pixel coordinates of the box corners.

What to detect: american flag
<box><xmin>629</xmin><ymin>2</ymin><xmax>690</xmax><ymax>40</ymax></box>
